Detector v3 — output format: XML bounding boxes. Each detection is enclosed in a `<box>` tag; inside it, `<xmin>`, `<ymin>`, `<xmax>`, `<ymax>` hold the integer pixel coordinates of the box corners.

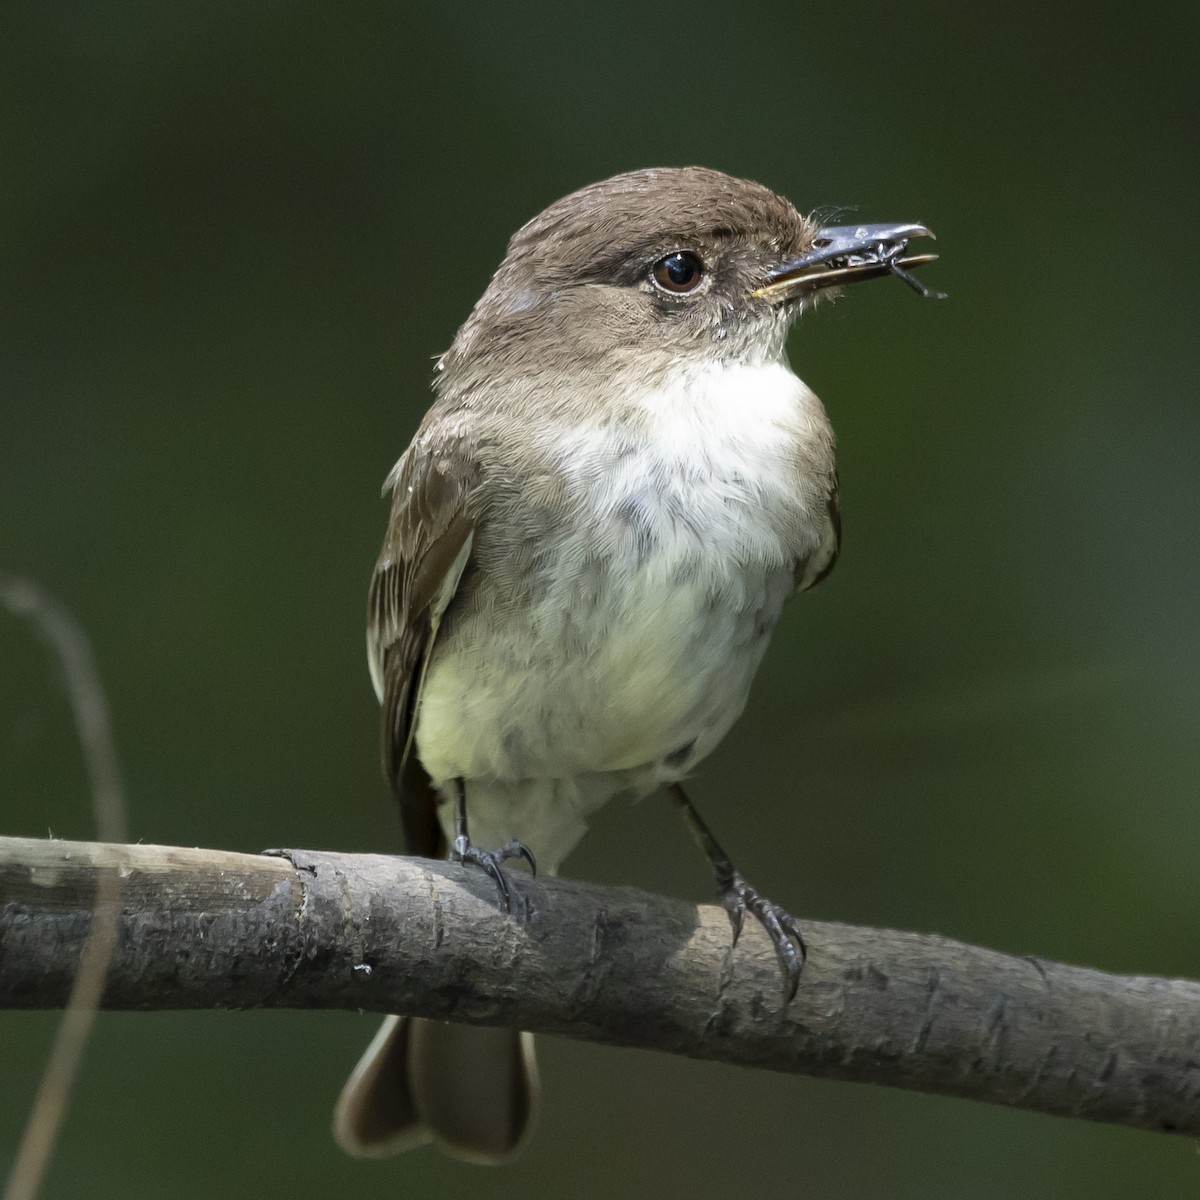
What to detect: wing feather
<box><xmin>367</xmin><ymin>440</ymin><xmax>476</xmax><ymax>857</ymax></box>
<box><xmin>794</xmin><ymin>478</ymin><xmax>841</xmax><ymax>593</ymax></box>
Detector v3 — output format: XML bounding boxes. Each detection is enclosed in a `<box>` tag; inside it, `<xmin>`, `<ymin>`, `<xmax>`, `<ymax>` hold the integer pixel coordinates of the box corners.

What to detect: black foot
<box><xmin>721</xmin><ymin>872</ymin><xmax>807</xmax><ymax>1002</ymax></box>
<box><xmin>450</xmin><ymin>836</ymin><xmax>536</xmax><ymax>913</ymax></box>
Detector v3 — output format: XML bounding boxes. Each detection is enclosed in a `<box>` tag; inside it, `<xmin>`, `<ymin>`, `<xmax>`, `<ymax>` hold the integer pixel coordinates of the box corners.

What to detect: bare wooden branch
<box><xmin>2</xmin><ymin>834</ymin><xmax>1198</xmax><ymax>1136</ymax></box>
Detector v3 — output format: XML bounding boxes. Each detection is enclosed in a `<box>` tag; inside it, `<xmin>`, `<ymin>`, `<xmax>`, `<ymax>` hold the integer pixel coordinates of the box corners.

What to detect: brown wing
<box><xmin>367</xmin><ymin>440</ymin><xmax>476</xmax><ymax>857</ymax></box>
<box><xmin>795</xmin><ymin>477</ymin><xmax>841</xmax><ymax>593</ymax></box>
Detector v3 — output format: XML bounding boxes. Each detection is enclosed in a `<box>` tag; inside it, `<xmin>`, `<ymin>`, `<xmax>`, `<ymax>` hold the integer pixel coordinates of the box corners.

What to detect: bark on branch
<box><xmin>1</xmin><ymin>834</ymin><xmax>1198</xmax><ymax>1136</ymax></box>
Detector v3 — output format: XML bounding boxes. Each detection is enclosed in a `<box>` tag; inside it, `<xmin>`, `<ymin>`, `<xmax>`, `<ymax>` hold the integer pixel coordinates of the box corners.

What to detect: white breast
<box><xmin>415</xmin><ymin>356</ymin><xmax>832</xmax><ymax>853</ymax></box>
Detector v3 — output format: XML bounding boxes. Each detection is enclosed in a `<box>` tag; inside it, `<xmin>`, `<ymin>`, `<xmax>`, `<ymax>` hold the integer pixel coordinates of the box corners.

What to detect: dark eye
<box><xmin>651</xmin><ymin>251</ymin><xmax>705</xmax><ymax>294</ymax></box>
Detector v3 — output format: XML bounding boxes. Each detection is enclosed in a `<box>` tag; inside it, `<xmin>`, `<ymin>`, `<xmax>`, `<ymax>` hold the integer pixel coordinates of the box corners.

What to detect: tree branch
<box><xmin>2</xmin><ymin>834</ymin><xmax>1198</xmax><ymax>1136</ymax></box>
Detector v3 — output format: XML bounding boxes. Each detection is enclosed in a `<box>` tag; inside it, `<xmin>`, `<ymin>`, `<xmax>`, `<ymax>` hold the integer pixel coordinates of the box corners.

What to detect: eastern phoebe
<box><xmin>333</xmin><ymin>167</ymin><xmax>938</xmax><ymax>1164</ymax></box>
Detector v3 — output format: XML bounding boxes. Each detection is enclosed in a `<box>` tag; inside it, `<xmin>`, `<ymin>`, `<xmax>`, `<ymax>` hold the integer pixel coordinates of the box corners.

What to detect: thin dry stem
<box><xmin>1</xmin><ymin>577</ymin><xmax>129</xmax><ymax>1200</ymax></box>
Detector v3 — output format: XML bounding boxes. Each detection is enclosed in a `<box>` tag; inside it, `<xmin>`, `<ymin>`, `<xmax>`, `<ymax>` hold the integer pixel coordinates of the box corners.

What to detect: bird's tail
<box><xmin>332</xmin><ymin>1013</ymin><xmax>538</xmax><ymax>1164</ymax></box>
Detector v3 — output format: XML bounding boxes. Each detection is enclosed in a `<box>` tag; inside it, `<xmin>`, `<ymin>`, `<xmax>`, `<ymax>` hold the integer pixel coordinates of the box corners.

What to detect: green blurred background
<box><xmin>3</xmin><ymin>1</ymin><xmax>1198</xmax><ymax>1196</ymax></box>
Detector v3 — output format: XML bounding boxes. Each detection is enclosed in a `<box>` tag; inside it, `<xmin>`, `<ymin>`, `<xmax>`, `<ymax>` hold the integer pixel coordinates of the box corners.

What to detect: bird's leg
<box><xmin>668</xmin><ymin>783</ymin><xmax>806</xmax><ymax>1001</ymax></box>
<box><xmin>448</xmin><ymin>778</ymin><xmax>537</xmax><ymax>914</ymax></box>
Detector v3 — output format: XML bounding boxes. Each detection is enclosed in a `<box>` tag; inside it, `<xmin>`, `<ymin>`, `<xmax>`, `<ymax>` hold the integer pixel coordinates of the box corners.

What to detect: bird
<box><xmin>332</xmin><ymin>166</ymin><xmax>938</xmax><ymax>1164</ymax></box>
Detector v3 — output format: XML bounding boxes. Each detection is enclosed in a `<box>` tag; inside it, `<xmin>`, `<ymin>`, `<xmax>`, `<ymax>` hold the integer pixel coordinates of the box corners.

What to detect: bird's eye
<box><xmin>651</xmin><ymin>251</ymin><xmax>705</xmax><ymax>294</ymax></box>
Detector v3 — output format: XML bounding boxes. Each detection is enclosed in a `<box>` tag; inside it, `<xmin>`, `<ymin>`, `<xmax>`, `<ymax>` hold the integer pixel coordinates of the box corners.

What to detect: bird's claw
<box><xmin>451</xmin><ymin>837</ymin><xmax>537</xmax><ymax>913</ymax></box>
<box><xmin>720</xmin><ymin>872</ymin><xmax>807</xmax><ymax>1002</ymax></box>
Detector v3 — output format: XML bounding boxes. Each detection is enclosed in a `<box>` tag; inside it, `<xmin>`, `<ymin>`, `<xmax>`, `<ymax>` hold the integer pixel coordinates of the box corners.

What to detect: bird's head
<box><xmin>442</xmin><ymin>166</ymin><xmax>938</xmax><ymax>387</ymax></box>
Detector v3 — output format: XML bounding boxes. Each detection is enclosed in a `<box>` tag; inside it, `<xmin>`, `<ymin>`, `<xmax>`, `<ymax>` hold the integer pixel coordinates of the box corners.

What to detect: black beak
<box><xmin>757</xmin><ymin>222</ymin><xmax>943</xmax><ymax>302</ymax></box>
